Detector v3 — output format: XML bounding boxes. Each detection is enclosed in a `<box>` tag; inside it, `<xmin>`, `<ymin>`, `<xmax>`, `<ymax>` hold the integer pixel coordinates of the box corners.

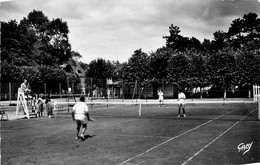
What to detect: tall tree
<box><xmin>163</xmin><ymin>24</ymin><xmax>187</xmax><ymax>51</ymax></box>
<box><xmin>236</xmin><ymin>49</ymin><xmax>260</xmax><ymax>97</ymax></box>
<box><xmin>211</xmin><ymin>30</ymin><xmax>227</xmax><ymax>51</ymax></box>
<box><xmin>206</xmin><ymin>48</ymin><xmax>238</xmax><ymax>98</ymax></box>
<box><xmin>149</xmin><ymin>47</ymin><xmax>171</xmax><ymax>80</ymax></box>
<box><xmin>1</xmin><ymin>20</ymin><xmax>37</xmax><ymax>66</ymax></box>
<box><xmin>86</xmin><ymin>58</ymin><xmax>114</xmax><ymax>88</ymax></box>
<box><xmin>122</xmin><ymin>49</ymin><xmax>150</xmax><ymax>86</ymax></box>
<box><xmin>2</xmin><ymin>10</ymin><xmax>72</xmax><ymax>67</ymax></box>
<box><xmin>19</xmin><ymin>10</ymin><xmax>50</xmax><ymax>65</ymax></box>
<box><xmin>227</xmin><ymin>12</ymin><xmax>260</xmax><ymax>50</ymax></box>
<box><xmin>166</xmin><ymin>52</ymin><xmax>189</xmax><ymax>87</ymax></box>
<box><xmin>47</xmin><ymin>18</ymin><xmax>71</xmax><ymax>65</ymax></box>
<box><xmin>186</xmin><ymin>50</ymin><xmax>209</xmax><ymax>98</ymax></box>
<box><xmin>163</xmin><ymin>24</ymin><xmax>201</xmax><ymax>52</ymax></box>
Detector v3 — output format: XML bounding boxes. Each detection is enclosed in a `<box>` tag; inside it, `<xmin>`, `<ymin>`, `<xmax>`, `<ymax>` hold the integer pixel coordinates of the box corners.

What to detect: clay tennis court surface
<box><xmin>1</xmin><ymin>102</ymin><xmax>260</xmax><ymax>165</ymax></box>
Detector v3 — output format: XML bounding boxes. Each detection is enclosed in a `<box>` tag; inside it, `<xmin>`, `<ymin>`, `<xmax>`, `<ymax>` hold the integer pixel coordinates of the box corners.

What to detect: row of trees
<box><xmin>1</xmin><ymin>10</ymin><xmax>260</xmax><ymax>98</ymax></box>
<box><xmin>88</xmin><ymin>47</ymin><xmax>260</xmax><ymax>96</ymax></box>
<box><xmin>87</xmin><ymin>13</ymin><xmax>260</xmax><ymax>98</ymax></box>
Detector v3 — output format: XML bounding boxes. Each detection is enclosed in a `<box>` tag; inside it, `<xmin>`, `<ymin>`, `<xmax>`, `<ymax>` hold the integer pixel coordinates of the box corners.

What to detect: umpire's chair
<box><xmin>16</xmin><ymin>88</ymin><xmax>30</xmax><ymax>119</ymax></box>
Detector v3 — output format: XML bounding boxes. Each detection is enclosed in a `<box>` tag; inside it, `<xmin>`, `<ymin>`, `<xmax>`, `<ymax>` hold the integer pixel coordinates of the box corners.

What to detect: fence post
<box><xmin>9</xmin><ymin>82</ymin><xmax>12</xmax><ymax>104</ymax></box>
<box><xmin>253</xmin><ymin>85</ymin><xmax>260</xmax><ymax>102</ymax></box>
<box><xmin>139</xmin><ymin>103</ymin><xmax>142</xmax><ymax>118</ymax></box>
<box><xmin>122</xmin><ymin>79</ymin><xmax>124</xmax><ymax>102</ymax></box>
<box><xmin>0</xmin><ymin>81</ymin><xmax>1</xmax><ymax>101</ymax></box>
<box><xmin>59</xmin><ymin>83</ymin><xmax>62</xmax><ymax>99</ymax></box>
<box><xmin>256</xmin><ymin>85</ymin><xmax>258</xmax><ymax>101</ymax></box>
<box><xmin>44</xmin><ymin>83</ymin><xmax>47</xmax><ymax>99</ymax></box>
<box><xmin>91</xmin><ymin>78</ymin><xmax>93</xmax><ymax>102</ymax></box>
<box><xmin>112</xmin><ymin>85</ymin><xmax>114</xmax><ymax>100</ymax></box>
<box><xmin>253</xmin><ymin>85</ymin><xmax>256</xmax><ymax>102</ymax></box>
<box><xmin>72</xmin><ymin>82</ymin><xmax>74</xmax><ymax>94</ymax></box>
<box><xmin>162</xmin><ymin>79</ymin><xmax>165</xmax><ymax>93</ymax></box>
<box><xmin>258</xmin><ymin>95</ymin><xmax>260</xmax><ymax>120</ymax></box>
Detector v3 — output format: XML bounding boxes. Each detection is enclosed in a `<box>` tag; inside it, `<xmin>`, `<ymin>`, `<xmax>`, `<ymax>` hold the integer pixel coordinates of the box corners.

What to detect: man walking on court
<box><xmin>178</xmin><ymin>89</ymin><xmax>186</xmax><ymax>117</ymax></box>
<box><xmin>72</xmin><ymin>96</ymin><xmax>94</xmax><ymax>141</ymax></box>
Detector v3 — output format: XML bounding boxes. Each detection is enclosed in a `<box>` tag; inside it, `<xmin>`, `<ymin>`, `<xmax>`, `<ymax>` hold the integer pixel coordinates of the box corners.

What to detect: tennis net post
<box><xmin>139</xmin><ymin>103</ymin><xmax>141</xmax><ymax>118</ymax></box>
<box><xmin>258</xmin><ymin>95</ymin><xmax>260</xmax><ymax>120</ymax></box>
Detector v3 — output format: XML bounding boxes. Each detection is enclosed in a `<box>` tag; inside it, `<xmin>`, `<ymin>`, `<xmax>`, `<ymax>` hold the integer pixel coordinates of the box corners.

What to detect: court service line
<box><xmin>118</xmin><ymin>109</ymin><xmax>237</xmax><ymax>165</ymax></box>
<box><xmin>181</xmin><ymin>108</ymin><xmax>257</xmax><ymax>165</ymax></box>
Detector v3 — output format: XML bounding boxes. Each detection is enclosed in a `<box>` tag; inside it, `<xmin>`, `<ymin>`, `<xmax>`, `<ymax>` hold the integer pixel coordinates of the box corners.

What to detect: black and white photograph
<box><xmin>1</xmin><ymin>0</ymin><xmax>260</xmax><ymax>164</ymax></box>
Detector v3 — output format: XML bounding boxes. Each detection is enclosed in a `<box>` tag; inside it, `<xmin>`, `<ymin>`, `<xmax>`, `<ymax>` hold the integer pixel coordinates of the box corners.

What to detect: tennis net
<box><xmin>52</xmin><ymin>99</ymin><xmax>259</xmax><ymax>121</ymax></box>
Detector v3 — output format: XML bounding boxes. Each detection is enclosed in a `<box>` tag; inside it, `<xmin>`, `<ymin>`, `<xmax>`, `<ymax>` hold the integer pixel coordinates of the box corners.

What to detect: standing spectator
<box><xmin>45</xmin><ymin>98</ymin><xmax>53</xmax><ymax>118</ymax></box>
<box><xmin>31</xmin><ymin>94</ymin><xmax>37</xmax><ymax>113</ymax></box>
<box><xmin>37</xmin><ymin>94</ymin><xmax>44</xmax><ymax>117</ymax></box>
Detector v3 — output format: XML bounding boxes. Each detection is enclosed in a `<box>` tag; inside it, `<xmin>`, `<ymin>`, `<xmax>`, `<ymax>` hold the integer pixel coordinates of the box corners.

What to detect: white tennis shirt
<box><xmin>72</xmin><ymin>102</ymin><xmax>89</xmax><ymax>121</ymax></box>
<box><xmin>178</xmin><ymin>92</ymin><xmax>186</xmax><ymax>104</ymax></box>
<box><xmin>158</xmin><ymin>91</ymin><xmax>164</xmax><ymax>100</ymax></box>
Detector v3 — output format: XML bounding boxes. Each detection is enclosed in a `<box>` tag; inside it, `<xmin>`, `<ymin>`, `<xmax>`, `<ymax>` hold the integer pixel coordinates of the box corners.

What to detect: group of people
<box><xmin>20</xmin><ymin>79</ymin><xmax>54</xmax><ymax>118</ymax></box>
<box><xmin>72</xmin><ymin>89</ymin><xmax>187</xmax><ymax>141</ymax></box>
<box><xmin>20</xmin><ymin>79</ymin><xmax>93</xmax><ymax>141</ymax></box>
<box><xmin>158</xmin><ymin>89</ymin><xmax>186</xmax><ymax>117</ymax></box>
<box><xmin>20</xmin><ymin>79</ymin><xmax>189</xmax><ymax>142</ymax></box>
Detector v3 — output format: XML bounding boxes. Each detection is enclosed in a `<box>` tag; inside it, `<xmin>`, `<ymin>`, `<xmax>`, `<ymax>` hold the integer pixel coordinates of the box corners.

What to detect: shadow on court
<box><xmin>1</xmin><ymin>104</ymin><xmax>260</xmax><ymax>165</ymax></box>
<box><xmin>79</xmin><ymin>135</ymin><xmax>96</xmax><ymax>141</ymax></box>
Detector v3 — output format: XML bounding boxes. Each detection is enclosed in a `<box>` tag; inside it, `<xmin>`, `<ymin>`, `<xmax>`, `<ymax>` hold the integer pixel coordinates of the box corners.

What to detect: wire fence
<box><xmin>0</xmin><ymin>81</ymin><xmax>252</xmax><ymax>103</ymax></box>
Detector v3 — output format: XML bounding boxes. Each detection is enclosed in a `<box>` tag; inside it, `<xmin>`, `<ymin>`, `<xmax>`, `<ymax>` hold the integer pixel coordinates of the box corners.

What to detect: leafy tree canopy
<box><xmin>2</xmin><ymin>10</ymin><xmax>72</xmax><ymax>67</ymax></box>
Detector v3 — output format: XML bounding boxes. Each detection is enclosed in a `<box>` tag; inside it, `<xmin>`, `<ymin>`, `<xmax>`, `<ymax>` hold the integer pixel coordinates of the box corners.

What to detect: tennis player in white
<box><xmin>178</xmin><ymin>89</ymin><xmax>186</xmax><ymax>117</ymax></box>
<box><xmin>72</xmin><ymin>96</ymin><xmax>94</xmax><ymax>140</ymax></box>
<box><xmin>158</xmin><ymin>90</ymin><xmax>164</xmax><ymax>107</ymax></box>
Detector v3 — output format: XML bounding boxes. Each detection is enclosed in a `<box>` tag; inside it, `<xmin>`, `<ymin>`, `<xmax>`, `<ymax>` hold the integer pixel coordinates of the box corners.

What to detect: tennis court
<box><xmin>1</xmin><ymin>99</ymin><xmax>260</xmax><ymax>165</ymax></box>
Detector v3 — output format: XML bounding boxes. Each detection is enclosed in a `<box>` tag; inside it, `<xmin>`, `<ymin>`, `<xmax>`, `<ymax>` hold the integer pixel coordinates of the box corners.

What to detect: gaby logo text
<box><xmin>237</xmin><ymin>142</ymin><xmax>253</xmax><ymax>155</ymax></box>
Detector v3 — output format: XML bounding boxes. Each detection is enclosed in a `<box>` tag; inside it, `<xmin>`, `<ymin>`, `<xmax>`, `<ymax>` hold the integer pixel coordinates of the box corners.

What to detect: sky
<box><xmin>1</xmin><ymin>0</ymin><xmax>260</xmax><ymax>64</ymax></box>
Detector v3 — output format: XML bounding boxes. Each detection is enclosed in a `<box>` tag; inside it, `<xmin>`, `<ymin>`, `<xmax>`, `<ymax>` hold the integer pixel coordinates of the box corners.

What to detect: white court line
<box><xmin>100</xmin><ymin>133</ymin><xmax>171</xmax><ymax>139</ymax></box>
<box><xmin>181</xmin><ymin>108</ymin><xmax>257</xmax><ymax>165</ymax></box>
<box><xmin>118</xmin><ymin>109</ymin><xmax>237</xmax><ymax>165</ymax></box>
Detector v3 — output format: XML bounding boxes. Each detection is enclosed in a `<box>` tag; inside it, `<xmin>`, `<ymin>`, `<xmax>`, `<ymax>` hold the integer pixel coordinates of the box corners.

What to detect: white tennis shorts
<box><xmin>178</xmin><ymin>99</ymin><xmax>185</xmax><ymax>105</ymax></box>
<box><xmin>75</xmin><ymin>114</ymin><xmax>87</xmax><ymax>123</ymax></box>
